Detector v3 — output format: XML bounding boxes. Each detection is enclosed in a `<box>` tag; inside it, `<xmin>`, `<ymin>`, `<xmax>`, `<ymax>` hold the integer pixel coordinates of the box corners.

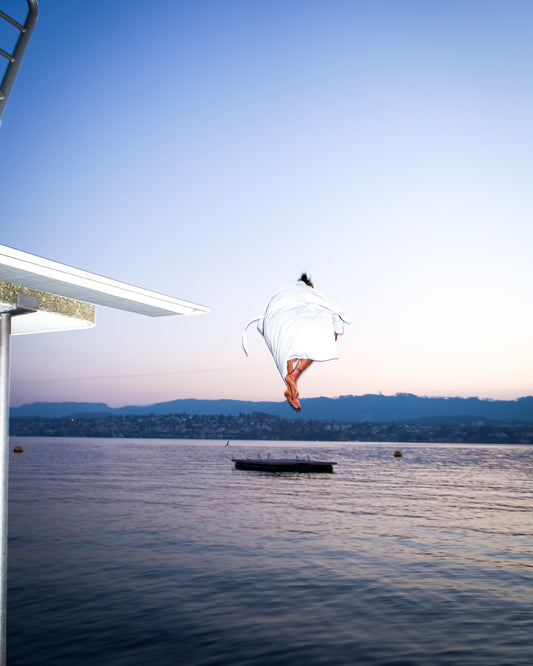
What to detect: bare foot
<box><xmin>285</xmin><ymin>375</ymin><xmax>298</xmax><ymax>400</ymax></box>
<box><xmin>285</xmin><ymin>370</ymin><xmax>299</xmax><ymax>399</ymax></box>
<box><xmin>284</xmin><ymin>369</ymin><xmax>301</xmax><ymax>410</ymax></box>
<box><xmin>284</xmin><ymin>388</ymin><xmax>301</xmax><ymax>410</ymax></box>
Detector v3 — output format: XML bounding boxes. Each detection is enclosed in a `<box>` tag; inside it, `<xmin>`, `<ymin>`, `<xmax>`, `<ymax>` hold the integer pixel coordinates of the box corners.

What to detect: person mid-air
<box><xmin>242</xmin><ymin>274</ymin><xmax>350</xmax><ymax>410</ymax></box>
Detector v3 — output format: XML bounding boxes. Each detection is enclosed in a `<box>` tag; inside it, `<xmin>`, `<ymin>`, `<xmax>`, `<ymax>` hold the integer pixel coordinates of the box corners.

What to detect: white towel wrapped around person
<box><xmin>242</xmin><ymin>277</ymin><xmax>351</xmax><ymax>380</ymax></box>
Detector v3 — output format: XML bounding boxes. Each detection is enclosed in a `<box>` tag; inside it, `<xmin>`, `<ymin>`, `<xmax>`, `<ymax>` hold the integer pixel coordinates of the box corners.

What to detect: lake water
<box><xmin>6</xmin><ymin>438</ymin><xmax>533</xmax><ymax>665</ymax></box>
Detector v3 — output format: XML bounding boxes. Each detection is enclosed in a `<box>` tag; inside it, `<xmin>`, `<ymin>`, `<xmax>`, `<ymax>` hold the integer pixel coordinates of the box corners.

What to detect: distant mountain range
<box><xmin>10</xmin><ymin>394</ymin><xmax>533</xmax><ymax>423</ymax></box>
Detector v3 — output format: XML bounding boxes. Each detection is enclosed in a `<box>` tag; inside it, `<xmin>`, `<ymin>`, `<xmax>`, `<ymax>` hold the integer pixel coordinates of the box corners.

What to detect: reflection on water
<box><xmin>7</xmin><ymin>438</ymin><xmax>533</xmax><ymax>665</ymax></box>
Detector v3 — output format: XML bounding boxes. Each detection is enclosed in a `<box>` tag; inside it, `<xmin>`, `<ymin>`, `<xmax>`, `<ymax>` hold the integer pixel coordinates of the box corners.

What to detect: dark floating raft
<box><xmin>232</xmin><ymin>458</ymin><xmax>337</xmax><ymax>473</ymax></box>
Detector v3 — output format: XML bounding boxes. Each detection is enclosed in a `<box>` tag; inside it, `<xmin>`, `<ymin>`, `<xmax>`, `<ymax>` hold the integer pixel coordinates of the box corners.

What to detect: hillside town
<box><xmin>10</xmin><ymin>412</ymin><xmax>533</xmax><ymax>444</ymax></box>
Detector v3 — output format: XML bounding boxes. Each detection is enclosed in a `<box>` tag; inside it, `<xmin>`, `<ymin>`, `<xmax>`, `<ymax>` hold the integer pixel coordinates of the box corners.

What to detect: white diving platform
<box><xmin>0</xmin><ymin>244</ymin><xmax>209</xmax><ymax>328</ymax></box>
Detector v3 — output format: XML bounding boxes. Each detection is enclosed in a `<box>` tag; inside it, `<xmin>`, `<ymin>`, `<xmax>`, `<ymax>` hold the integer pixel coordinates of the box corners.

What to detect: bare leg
<box><xmin>285</xmin><ymin>358</ymin><xmax>299</xmax><ymax>399</ymax></box>
<box><xmin>284</xmin><ymin>358</ymin><xmax>299</xmax><ymax>408</ymax></box>
<box><xmin>295</xmin><ymin>358</ymin><xmax>313</xmax><ymax>375</ymax></box>
<box><xmin>284</xmin><ymin>358</ymin><xmax>313</xmax><ymax>410</ymax></box>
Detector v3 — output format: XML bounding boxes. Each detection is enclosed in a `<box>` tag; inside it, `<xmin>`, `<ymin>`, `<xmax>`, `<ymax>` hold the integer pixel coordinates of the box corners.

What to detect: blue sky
<box><xmin>2</xmin><ymin>0</ymin><xmax>532</xmax><ymax>406</ymax></box>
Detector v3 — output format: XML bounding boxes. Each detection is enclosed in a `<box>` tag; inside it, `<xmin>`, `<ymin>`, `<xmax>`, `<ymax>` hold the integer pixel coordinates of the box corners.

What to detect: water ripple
<box><xmin>7</xmin><ymin>438</ymin><xmax>533</xmax><ymax>665</ymax></box>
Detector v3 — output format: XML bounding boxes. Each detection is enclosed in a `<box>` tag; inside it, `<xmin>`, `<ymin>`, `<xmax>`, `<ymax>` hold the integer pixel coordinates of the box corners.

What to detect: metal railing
<box><xmin>0</xmin><ymin>0</ymin><xmax>38</xmax><ymax>122</ymax></box>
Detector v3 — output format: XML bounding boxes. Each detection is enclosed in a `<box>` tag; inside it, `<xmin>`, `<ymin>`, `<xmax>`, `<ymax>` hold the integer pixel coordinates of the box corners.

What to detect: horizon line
<box><xmin>10</xmin><ymin>392</ymin><xmax>533</xmax><ymax>410</ymax></box>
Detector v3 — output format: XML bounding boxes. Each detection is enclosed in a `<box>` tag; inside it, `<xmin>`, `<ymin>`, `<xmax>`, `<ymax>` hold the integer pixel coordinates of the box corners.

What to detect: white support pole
<box><xmin>0</xmin><ymin>313</ymin><xmax>11</xmax><ymax>666</ymax></box>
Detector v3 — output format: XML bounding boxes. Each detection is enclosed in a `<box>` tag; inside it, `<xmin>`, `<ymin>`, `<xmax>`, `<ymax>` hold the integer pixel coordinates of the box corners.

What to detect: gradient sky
<box><xmin>1</xmin><ymin>0</ymin><xmax>532</xmax><ymax>407</ymax></box>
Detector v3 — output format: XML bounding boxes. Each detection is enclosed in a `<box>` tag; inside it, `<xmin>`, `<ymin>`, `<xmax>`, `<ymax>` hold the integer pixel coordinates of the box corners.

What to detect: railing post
<box><xmin>0</xmin><ymin>313</ymin><xmax>11</xmax><ymax>666</ymax></box>
<box><xmin>0</xmin><ymin>294</ymin><xmax>37</xmax><ymax>664</ymax></box>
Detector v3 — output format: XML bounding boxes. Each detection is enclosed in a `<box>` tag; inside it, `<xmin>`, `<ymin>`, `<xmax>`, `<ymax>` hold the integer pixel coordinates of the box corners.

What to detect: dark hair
<box><xmin>299</xmin><ymin>273</ymin><xmax>314</xmax><ymax>288</ymax></box>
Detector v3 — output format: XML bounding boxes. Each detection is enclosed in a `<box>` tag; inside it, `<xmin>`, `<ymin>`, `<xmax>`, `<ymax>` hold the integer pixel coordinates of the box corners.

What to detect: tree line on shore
<box><xmin>9</xmin><ymin>412</ymin><xmax>533</xmax><ymax>444</ymax></box>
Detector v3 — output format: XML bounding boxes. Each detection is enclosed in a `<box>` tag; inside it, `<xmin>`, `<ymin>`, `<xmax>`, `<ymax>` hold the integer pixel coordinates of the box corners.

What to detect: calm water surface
<box><xmin>7</xmin><ymin>438</ymin><xmax>533</xmax><ymax>665</ymax></box>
